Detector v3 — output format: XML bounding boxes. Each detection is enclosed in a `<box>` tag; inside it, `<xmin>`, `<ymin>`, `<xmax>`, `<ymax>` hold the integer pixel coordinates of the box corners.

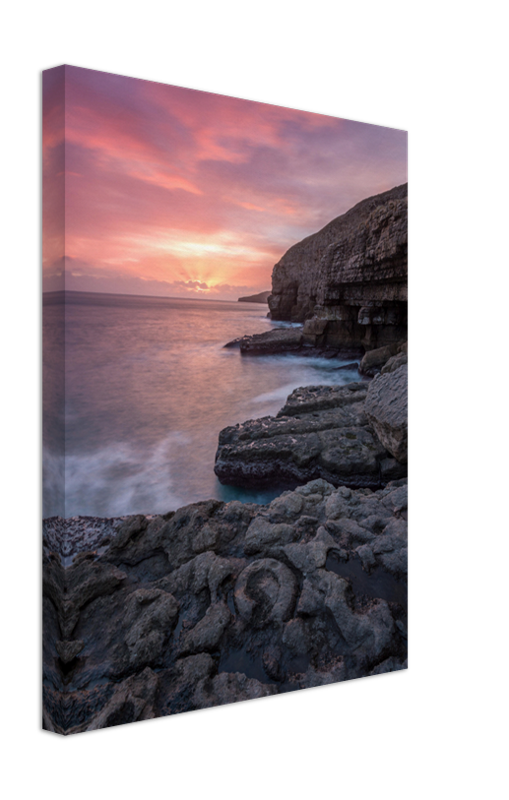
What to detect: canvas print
<box><xmin>42</xmin><ymin>66</ymin><xmax>408</xmax><ymax>734</ymax></box>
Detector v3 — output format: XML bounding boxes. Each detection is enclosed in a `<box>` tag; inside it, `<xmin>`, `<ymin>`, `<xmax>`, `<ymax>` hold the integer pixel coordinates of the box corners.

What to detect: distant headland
<box><xmin>238</xmin><ymin>291</ymin><xmax>271</xmax><ymax>304</ymax></box>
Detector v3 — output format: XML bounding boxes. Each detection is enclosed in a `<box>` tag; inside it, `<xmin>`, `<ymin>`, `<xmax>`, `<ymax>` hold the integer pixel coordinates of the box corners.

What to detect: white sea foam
<box><xmin>43</xmin><ymin>448</ymin><xmax>65</xmax><ymax>518</ymax></box>
<box><xmin>270</xmin><ymin>320</ymin><xmax>303</xmax><ymax>329</ymax></box>
<box><xmin>64</xmin><ymin>432</ymin><xmax>189</xmax><ymax>517</ymax></box>
<box><xmin>249</xmin><ymin>362</ymin><xmax>358</xmax><ymax>407</ymax></box>
<box><xmin>51</xmin><ymin>296</ymin><xmax>361</xmax><ymax>520</ymax></box>
<box><xmin>250</xmin><ymin>382</ymin><xmax>303</xmax><ymax>404</ymax></box>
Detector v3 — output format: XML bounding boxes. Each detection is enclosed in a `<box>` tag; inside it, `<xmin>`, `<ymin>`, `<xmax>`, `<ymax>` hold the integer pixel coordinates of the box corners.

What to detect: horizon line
<box><xmin>42</xmin><ymin>288</ymin><xmax>271</xmax><ymax>303</ymax></box>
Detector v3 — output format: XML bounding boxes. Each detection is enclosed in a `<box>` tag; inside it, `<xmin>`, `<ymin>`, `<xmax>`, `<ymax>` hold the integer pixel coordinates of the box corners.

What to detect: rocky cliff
<box><xmin>268</xmin><ymin>184</ymin><xmax>407</xmax><ymax>351</ymax></box>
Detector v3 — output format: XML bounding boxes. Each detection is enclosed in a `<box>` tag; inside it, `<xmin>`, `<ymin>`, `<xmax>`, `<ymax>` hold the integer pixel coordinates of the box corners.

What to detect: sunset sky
<box><xmin>43</xmin><ymin>65</ymin><xmax>407</xmax><ymax>300</ymax></box>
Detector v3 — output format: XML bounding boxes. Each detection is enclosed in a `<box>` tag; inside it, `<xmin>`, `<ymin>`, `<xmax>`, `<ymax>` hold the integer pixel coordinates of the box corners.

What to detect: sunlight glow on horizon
<box><xmin>43</xmin><ymin>66</ymin><xmax>407</xmax><ymax>300</ymax></box>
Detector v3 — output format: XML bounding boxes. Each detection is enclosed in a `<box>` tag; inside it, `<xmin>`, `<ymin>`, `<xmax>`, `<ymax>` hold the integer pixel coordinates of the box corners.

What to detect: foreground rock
<box><xmin>268</xmin><ymin>184</ymin><xmax>407</xmax><ymax>352</ymax></box>
<box><xmin>43</xmin><ymin>478</ymin><xmax>407</xmax><ymax>733</ymax></box>
<box><xmin>214</xmin><ymin>382</ymin><xmax>406</xmax><ymax>490</ymax></box>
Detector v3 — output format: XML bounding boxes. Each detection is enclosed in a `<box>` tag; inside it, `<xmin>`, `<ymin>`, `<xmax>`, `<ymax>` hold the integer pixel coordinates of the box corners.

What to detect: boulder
<box><xmin>365</xmin><ymin>364</ymin><xmax>408</xmax><ymax>463</ymax></box>
<box><xmin>358</xmin><ymin>342</ymin><xmax>407</xmax><ymax>376</ymax></box>
<box><xmin>381</xmin><ymin>350</ymin><xmax>407</xmax><ymax>375</ymax></box>
<box><xmin>359</xmin><ymin>344</ymin><xmax>399</xmax><ymax>376</ymax></box>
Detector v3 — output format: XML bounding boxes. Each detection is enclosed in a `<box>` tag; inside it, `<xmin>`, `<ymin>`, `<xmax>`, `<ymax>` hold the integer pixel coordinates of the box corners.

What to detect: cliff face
<box><xmin>268</xmin><ymin>184</ymin><xmax>407</xmax><ymax>351</ymax></box>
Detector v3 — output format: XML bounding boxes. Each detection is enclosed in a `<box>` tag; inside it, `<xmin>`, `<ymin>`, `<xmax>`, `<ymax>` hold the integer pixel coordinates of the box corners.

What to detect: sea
<box><xmin>43</xmin><ymin>291</ymin><xmax>360</xmax><ymax>519</ymax></box>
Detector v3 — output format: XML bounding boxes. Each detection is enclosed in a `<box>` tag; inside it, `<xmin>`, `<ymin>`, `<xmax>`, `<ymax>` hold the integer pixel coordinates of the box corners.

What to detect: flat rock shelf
<box><xmin>214</xmin><ymin>382</ymin><xmax>406</xmax><ymax>490</ymax></box>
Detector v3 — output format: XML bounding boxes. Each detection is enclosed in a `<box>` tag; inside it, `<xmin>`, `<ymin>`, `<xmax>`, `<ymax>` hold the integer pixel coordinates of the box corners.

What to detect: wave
<box><xmin>250</xmin><ymin>382</ymin><xmax>303</xmax><ymax>405</ymax></box>
<box><xmin>43</xmin><ymin>448</ymin><xmax>65</xmax><ymax>518</ymax></box>
<box><xmin>63</xmin><ymin>432</ymin><xmax>189</xmax><ymax>517</ymax></box>
<box><xmin>270</xmin><ymin>320</ymin><xmax>303</xmax><ymax>329</ymax></box>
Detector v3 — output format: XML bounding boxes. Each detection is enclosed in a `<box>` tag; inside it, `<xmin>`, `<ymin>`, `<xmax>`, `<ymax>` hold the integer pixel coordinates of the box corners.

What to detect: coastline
<box><xmin>43</xmin><ymin>342</ymin><xmax>408</xmax><ymax>733</ymax></box>
<box><xmin>43</xmin><ymin>183</ymin><xmax>408</xmax><ymax>733</ymax></box>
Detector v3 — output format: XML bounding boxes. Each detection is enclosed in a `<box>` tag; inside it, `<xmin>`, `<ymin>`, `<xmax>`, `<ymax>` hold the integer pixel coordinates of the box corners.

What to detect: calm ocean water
<box><xmin>43</xmin><ymin>292</ymin><xmax>360</xmax><ymax>518</ymax></box>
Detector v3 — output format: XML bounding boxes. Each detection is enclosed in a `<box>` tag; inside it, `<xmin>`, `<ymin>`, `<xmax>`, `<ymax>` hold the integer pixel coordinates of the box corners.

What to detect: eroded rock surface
<box><xmin>214</xmin><ymin>382</ymin><xmax>406</xmax><ymax>490</ymax></box>
<box><xmin>43</xmin><ymin>479</ymin><xmax>407</xmax><ymax>733</ymax></box>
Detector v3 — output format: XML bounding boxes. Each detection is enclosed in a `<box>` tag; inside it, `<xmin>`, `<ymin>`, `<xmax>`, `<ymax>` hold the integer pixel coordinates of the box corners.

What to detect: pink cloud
<box><xmin>43</xmin><ymin>66</ymin><xmax>407</xmax><ymax>296</ymax></box>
